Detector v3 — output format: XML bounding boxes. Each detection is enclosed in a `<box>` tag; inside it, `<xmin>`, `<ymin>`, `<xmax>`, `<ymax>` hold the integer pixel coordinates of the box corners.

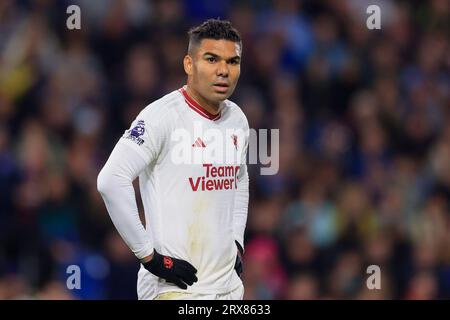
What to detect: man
<box><xmin>97</xmin><ymin>19</ymin><xmax>249</xmax><ymax>300</ymax></box>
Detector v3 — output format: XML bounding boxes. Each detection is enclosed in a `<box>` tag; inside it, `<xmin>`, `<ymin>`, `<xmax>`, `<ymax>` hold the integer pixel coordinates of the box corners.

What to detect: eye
<box><xmin>229</xmin><ymin>59</ymin><xmax>240</xmax><ymax>65</ymax></box>
<box><xmin>206</xmin><ymin>56</ymin><xmax>216</xmax><ymax>63</ymax></box>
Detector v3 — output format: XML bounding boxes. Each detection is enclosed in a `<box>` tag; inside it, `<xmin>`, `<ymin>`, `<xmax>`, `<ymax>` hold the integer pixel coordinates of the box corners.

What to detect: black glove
<box><xmin>143</xmin><ymin>250</ymin><xmax>198</xmax><ymax>289</ymax></box>
<box><xmin>234</xmin><ymin>240</ymin><xmax>244</xmax><ymax>278</ymax></box>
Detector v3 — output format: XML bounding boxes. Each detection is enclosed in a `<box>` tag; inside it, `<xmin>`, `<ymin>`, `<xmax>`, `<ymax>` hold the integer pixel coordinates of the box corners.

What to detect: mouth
<box><xmin>212</xmin><ymin>83</ymin><xmax>229</xmax><ymax>93</ymax></box>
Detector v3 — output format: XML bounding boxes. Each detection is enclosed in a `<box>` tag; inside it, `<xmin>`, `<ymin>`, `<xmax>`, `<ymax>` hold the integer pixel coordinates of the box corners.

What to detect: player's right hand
<box><xmin>142</xmin><ymin>250</ymin><xmax>198</xmax><ymax>289</ymax></box>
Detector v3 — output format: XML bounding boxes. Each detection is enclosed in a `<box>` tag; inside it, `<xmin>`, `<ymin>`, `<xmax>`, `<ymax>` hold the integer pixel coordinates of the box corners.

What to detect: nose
<box><xmin>216</xmin><ymin>60</ymin><xmax>229</xmax><ymax>77</ymax></box>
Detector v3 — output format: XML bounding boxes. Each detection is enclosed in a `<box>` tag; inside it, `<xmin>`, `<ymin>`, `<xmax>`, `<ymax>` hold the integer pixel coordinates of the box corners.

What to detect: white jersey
<box><xmin>98</xmin><ymin>86</ymin><xmax>249</xmax><ymax>297</ymax></box>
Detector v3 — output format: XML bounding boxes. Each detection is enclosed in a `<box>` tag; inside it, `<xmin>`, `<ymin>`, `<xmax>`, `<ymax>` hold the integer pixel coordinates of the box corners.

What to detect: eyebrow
<box><xmin>203</xmin><ymin>52</ymin><xmax>241</xmax><ymax>62</ymax></box>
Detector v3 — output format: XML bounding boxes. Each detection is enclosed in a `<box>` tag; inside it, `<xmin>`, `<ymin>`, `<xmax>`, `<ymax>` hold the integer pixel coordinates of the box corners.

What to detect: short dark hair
<box><xmin>187</xmin><ymin>19</ymin><xmax>242</xmax><ymax>54</ymax></box>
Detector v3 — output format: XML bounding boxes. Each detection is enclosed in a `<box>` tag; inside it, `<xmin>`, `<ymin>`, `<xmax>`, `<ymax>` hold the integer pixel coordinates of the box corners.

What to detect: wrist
<box><xmin>140</xmin><ymin>251</ymin><xmax>155</xmax><ymax>264</ymax></box>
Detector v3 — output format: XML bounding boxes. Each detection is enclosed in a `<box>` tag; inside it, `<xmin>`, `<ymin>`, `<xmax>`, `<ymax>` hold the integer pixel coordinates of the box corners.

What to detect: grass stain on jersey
<box><xmin>188</xmin><ymin>196</ymin><xmax>210</xmax><ymax>276</ymax></box>
<box><xmin>154</xmin><ymin>291</ymin><xmax>189</xmax><ymax>300</ymax></box>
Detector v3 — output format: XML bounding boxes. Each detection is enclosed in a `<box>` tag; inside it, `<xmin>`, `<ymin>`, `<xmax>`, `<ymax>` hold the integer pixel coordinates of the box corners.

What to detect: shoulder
<box><xmin>137</xmin><ymin>89</ymin><xmax>184</xmax><ymax>126</ymax></box>
<box><xmin>223</xmin><ymin>99</ymin><xmax>249</xmax><ymax>131</ymax></box>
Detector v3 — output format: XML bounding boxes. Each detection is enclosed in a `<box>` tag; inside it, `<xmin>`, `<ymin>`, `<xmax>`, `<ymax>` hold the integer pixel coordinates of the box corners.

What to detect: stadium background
<box><xmin>0</xmin><ymin>0</ymin><xmax>449</xmax><ymax>299</ymax></box>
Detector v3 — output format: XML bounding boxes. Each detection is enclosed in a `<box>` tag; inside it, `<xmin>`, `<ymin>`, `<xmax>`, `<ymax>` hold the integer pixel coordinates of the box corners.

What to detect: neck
<box><xmin>185</xmin><ymin>85</ymin><xmax>220</xmax><ymax>115</ymax></box>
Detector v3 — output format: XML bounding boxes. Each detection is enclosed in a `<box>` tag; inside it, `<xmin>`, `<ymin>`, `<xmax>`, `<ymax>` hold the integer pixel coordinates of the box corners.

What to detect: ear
<box><xmin>183</xmin><ymin>55</ymin><xmax>193</xmax><ymax>76</ymax></box>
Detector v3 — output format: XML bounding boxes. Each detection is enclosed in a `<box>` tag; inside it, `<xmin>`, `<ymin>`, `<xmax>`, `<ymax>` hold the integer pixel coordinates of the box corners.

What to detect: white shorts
<box><xmin>153</xmin><ymin>283</ymin><xmax>244</xmax><ymax>300</ymax></box>
<box><xmin>137</xmin><ymin>267</ymin><xmax>244</xmax><ymax>300</ymax></box>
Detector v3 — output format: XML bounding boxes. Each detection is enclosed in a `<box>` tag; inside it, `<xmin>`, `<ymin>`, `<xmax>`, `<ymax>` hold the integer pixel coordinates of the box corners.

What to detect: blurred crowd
<box><xmin>0</xmin><ymin>0</ymin><xmax>449</xmax><ymax>299</ymax></box>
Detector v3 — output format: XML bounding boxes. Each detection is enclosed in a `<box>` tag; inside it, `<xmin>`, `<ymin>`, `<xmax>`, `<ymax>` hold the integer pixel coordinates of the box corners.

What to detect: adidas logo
<box><xmin>192</xmin><ymin>137</ymin><xmax>206</xmax><ymax>148</ymax></box>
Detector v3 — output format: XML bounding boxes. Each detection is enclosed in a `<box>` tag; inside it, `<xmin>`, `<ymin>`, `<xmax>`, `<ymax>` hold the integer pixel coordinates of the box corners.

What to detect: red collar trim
<box><xmin>179</xmin><ymin>87</ymin><xmax>221</xmax><ymax>121</ymax></box>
